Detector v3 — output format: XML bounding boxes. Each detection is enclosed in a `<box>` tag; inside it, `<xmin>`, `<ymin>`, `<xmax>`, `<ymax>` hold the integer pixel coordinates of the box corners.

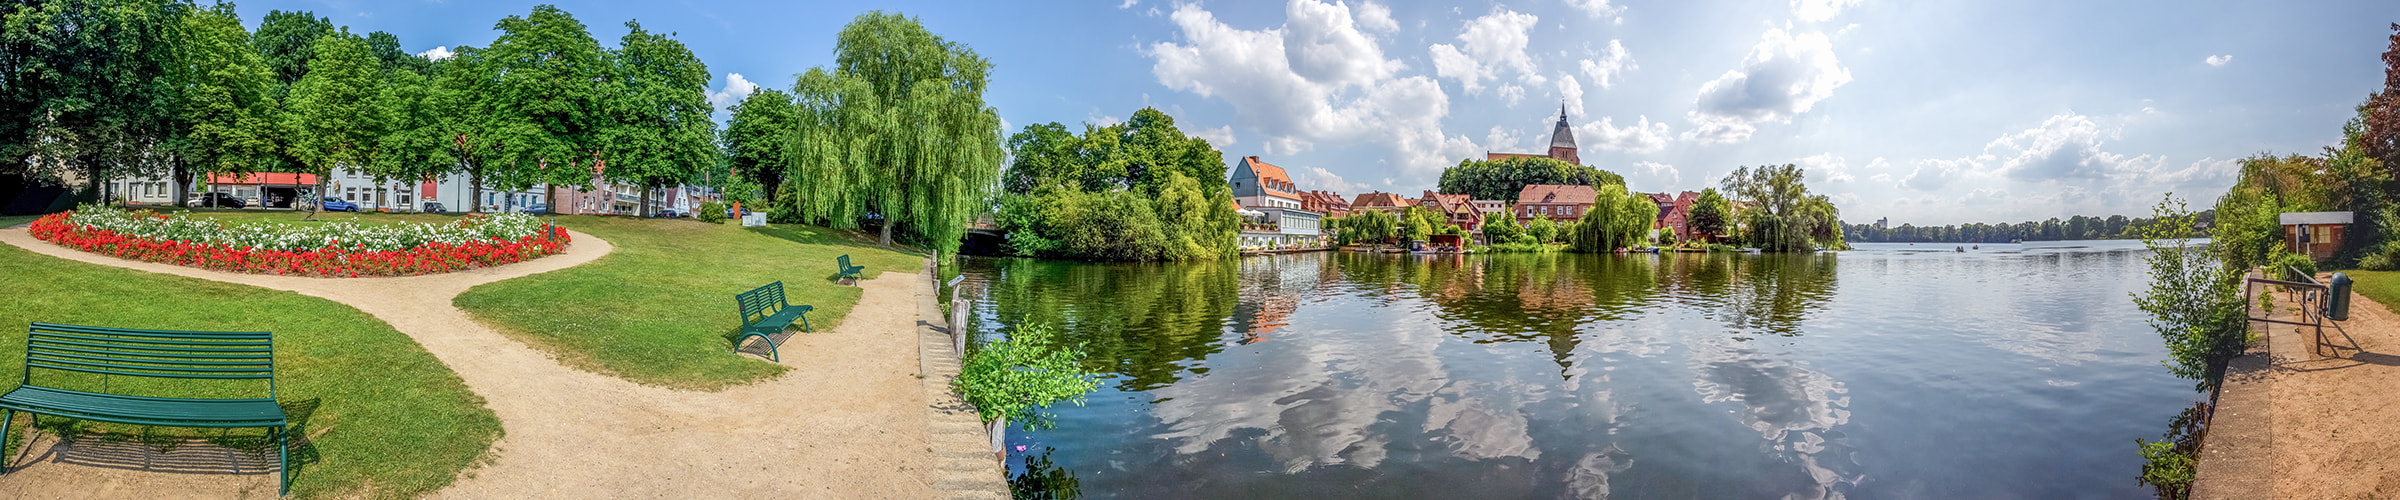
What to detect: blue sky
<box><xmin>239</xmin><ymin>0</ymin><xmax>2400</xmax><ymax>225</ymax></box>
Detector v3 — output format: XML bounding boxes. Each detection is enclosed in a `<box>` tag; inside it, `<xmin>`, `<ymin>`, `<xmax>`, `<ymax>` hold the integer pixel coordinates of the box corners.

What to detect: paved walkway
<box><xmin>0</xmin><ymin>226</ymin><xmax>990</xmax><ymax>498</ymax></box>
<box><xmin>2196</xmin><ymin>275</ymin><xmax>2400</xmax><ymax>498</ymax></box>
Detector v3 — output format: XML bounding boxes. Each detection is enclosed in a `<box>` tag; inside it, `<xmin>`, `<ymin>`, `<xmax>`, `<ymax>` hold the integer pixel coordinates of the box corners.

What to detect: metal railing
<box><xmin>2244</xmin><ymin>266</ymin><xmax>2331</xmax><ymax>356</ymax></box>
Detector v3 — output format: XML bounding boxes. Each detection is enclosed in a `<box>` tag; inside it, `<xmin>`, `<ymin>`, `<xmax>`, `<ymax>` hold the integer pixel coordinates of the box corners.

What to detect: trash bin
<box><xmin>2329</xmin><ymin>272</ymin><xmax>2353</xmax><ymax>321</ymax></box>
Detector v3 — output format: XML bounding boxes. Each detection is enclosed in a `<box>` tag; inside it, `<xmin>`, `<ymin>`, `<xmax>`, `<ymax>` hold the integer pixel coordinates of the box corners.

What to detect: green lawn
<box><xmin>2340</xmin><ymin>270</ymin><xmax>2400</xmax><ymax>315</ymax></box>
<box><xmin>452</xmin><ymin>215</ymin><xmax>926</xmax><ymax>390</ymax></box>
<box><xmin>0</xmin><ymin>239</ymin><xmax>498</xmax><ymax>498</ymax></box>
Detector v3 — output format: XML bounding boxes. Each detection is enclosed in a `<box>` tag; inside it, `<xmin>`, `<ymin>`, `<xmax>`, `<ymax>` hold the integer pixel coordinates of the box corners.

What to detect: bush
<box><xmin>2276</xmin><ymin>251</ymin><xmax>2319</xmax><ymax>282</ymax></box>
<box><xmin>956</xmin><ymin>324</ymin><xmax>1100</xmax><ymax>429</ymax></box>
<box><xmin>697</xmin><ymin>200</ymin><xmax>728</xmax><ymax>224</ymax></box>
<box><xmin>1482</xmin><ymin>241</ymin><xmax>1555</xmax><ymax>253</ymax></box>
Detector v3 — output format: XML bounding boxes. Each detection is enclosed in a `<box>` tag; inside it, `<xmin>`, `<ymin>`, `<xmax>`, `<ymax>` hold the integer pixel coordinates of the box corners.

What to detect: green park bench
<box><xmin>735</xmin><ymin>281</ymin><xmax>813</xmax><ymax>362</ymax></box>
<box><xmin>836</xmin><ymin>255</ymin><xmax>866</xmax><ymax>285</ymax></box>
<box><xmin>0</xmin><ymin>322</ymin><xmax>290</xmax><ymax>495</ymax></box>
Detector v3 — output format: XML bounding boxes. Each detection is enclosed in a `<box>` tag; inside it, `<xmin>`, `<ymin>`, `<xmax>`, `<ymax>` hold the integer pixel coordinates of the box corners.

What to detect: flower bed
<box><xmin>28</xmin><ymin>205</ymin><xmax>571</xmax><ymax>277</ymax></box>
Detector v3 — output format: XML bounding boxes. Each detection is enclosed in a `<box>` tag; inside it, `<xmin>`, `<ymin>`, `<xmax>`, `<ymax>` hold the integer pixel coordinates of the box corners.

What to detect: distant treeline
<box><xmin>1844</xmin><ymin>211</ymin><xmax>2217</xmax><ymax>243</ymax></box>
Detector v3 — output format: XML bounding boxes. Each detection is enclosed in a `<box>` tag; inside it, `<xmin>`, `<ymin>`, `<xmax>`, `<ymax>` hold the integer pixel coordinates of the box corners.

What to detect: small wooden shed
<box><xmin>2280</xmin><ymin>211</ymin><xmax>2353</xmax><ymax>261</ymax></box>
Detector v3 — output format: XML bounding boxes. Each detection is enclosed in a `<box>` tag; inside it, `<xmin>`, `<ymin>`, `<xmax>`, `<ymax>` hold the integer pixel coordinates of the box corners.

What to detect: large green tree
<box><xmin>170</xmin><ymin>1</ymin><xmax>280</xmax><ymax>207</ymax></box>
<box><xmin>1437</xmin><ymin>155</ymin><xmax>1623</xmax><ymax>202</ymax></box>
<box><xmin>787</xmin><ymin>11</ymin><xmax>1003</xmax><ymax>253</ymax></box>
<box><xmin>1721</xmin><ymin>164</ymin><xmax>1843</xmax><ymax>252</ymax></box>
<box><xmin>253</xmin><ymin>9</ymin><xmax>331</xmax><ymax>88</ymax></box>
<box><xmin>282</xmin><ymin>30</ymin><xmax>380</xmax><ymax>218</ymax></box>
<box><xmin>993</xmin><ymin>107</ymin><xmax>1238</xmax><ymax>261</ymax></box>
<box><xmin>1688</xmin><ymin>188</ymin><xmax>1730</xmax><ymax>242</ymax></box>
<box><xmin>0</xmin><ymin>0</ymin><xmax>188</xmax><ymax>200</ymax></box>
<box><xmin>484</xmin><ymin>5</ymin><xmax>616</xmax><ymax>208</ymax></box>
<box><xmin>428</xmin><ymin>45</ymin><xmax>506</xmax><ymax>212</ymax></box>
<box><xmin>369</xmin><ymin>58</ymin><xmax>453</xmax><ymax>207</ymax></box>
<box><xmin>721</xmin><ymin>87</ymin><xmax>794</xmax><ymax>202</ymax></box>
<box><xmin>604</xmin><ymin>20</ymin><xmax>715</xmax><ymax>216</ymax></box>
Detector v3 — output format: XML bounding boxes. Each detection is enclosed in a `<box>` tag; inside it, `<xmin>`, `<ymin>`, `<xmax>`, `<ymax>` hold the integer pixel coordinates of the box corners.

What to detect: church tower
<box><xmin>1546</xmin><ymin>103</ymin><xmax>1580</xmax><ymax>165</ymax></box>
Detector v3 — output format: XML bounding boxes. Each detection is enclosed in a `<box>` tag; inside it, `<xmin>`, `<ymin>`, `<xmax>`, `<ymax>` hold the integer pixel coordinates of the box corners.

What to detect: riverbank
<box><xmin>2195</xmin><ymin>273</ymin><xmax>2400</xmax><ymax>498</ymax></box>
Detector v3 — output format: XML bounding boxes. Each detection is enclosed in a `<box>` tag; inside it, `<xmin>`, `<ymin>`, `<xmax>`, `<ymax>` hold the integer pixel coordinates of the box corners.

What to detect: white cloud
<box><xmin>1427</xmin><ymin>7</ymin><xmax>1542</xmax><ymax>95</ymax></box>
<box><xmin>2205</xmin><ymin>54</ymin><xmax>2232</xmax><ymax>66</ymax></box>
<box><xmin>1900</xmin><ymin>157</ymin><xmax>1976</xmax><ymax>191</ymax></box>
<box><xmin>1564</xmin><ymin>0</ymin><xmax>1625</xmax><ymax>22</ymax></box>
<box><xmin>1984</xmin><ymin>112</ymin><xmax>2160</xmax><ymax>181</ymax></box>
<box><xmin>1581</xmin><ymin>115</ymin><xmax>1672</xmax><ymax>154</ymax></box>
<box><xmin>1684</xmin><ymin>28</ymin><xmax>1851</xmax><ymax>144</ymax></box>
<box><xmin>1149</xmin><ymin>1</ymin><xmax>1477</xmax><ymax>176</ymax></box>
<box><xmin>1356</xmin><ymin>1</ymin><xmax>1398</xmax><ymax>32</ymax></box>
<box><xmin>1191</xmin><ymin>125</ymin><xmax>1237</xmax><ymax>146</ymax></box>
<box><xmin>1089</xmin><ymin>111</ymin><xmax>1123</xmax><ymax>127</ymax></box>
<box><xmin>1497</xmin><ymin>83</ymin><xmax>1526</xmax><ymax>106</ymax></box>
<box><xmin>1632</xmin><ymin>161</ymin><xmax>1681</xmax><ymax>188</ymax></box>
<box><xmin>1579</xmin><ymin>40</ymin><xmax>1636</xmax><ymax>90</ymax></box>
<box><xmin>417</xmin><ymin>46</ymin><xmax>454</xmax><ymax>60</ymax></box>
<box><xmin>2144</xmin><ymin>157</ymin><xmax>2238</xmax><ymax>187</ymax></box>
<box><xmin>1557</xmin><ymin>75</ymin><xmax>1585</xmax><ymax>116</ymax></box>
<box><xmin>1795</xmin><ymin>153</ymin><xmax>1863</xmax><ymax>183</ymax></box>
<box><xmin>1120</xmin><ymin>0</ymin><xmax>1138</xmax><ymax>9</ymax></box>
<box><xmin>1793</xmin><ymin>0</ymin><xmax>1862</xmax><ymax>23</ymax></box>
<box><xmin>706</xmin><ymin>73</ymin><xmax>759</xmax><ymax>109</ymax></box>
<box><xmin>1296</xmin><ymin>166</ymin><xmax>1374</xmax><ymax>194</ymax></box>
<box><xmin>1485</xmin><ymin>125</ymin><xmax>1528</xmax><ymax>152</ymax></box>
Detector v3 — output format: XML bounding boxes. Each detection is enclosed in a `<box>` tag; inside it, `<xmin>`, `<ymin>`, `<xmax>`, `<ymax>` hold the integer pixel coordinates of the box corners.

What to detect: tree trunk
<box><xmin>308</xmin><ymin>168</ymin><xmax>324</xmax><ymax>220</ymax></box>
<box><xmin>469</xmin><ymin>165</ymin><xmax>484</xmax><ymax>214</ymax></box>
<box><xmin>171</xmin><ymin>157</ymin><xmax>190</xmax><ymax>208</ymax></box>
<box><xmin>640</xmin><ymin>183</ymin><xmax>652</xmax><ymax>217</ymax></box>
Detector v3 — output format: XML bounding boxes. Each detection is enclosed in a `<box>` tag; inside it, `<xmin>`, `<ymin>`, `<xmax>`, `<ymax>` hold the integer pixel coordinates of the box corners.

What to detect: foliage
<box><xmin>253</xmin><ymin>9</ymin><xmax>333</xmax><ymax>87</ymax></box>
<box><xmin>1335</xmin><ymin>210</ymin><xmax>1399</xmax><ymax>246</ymax></box>
<box><xmin>2361</xmin><ymin>23</ymin><xmax>2400</xmax><ymax>178</ymax></box>
<box><xmin>283</xmin><ymin>29</ymin><xmax>382</xmax><ymax>216</ymax></box>
<box><xmin>1525</xmin><ymin>215</ymin><xmax>1558</xmax><ymax>244</ymax></box>
<box><xmin>2135</xmin><ymin>402</ymin><xmax>2211</xmax><ymax>499</ymax></box>
<box><xmin>782</xmin><ymin>12</ymin><xmax>1004</xmax><ymax>254</ymax></box>
<box><xmin>172</xmin><ymin>2</ymin><xmax>282</xmax><ymax>199</ymax></box>
<box><xmin>603</xmin><ymin>20</ymin><xmax>717</xmax><ymax>216</ymax></box>
<box><xmin>0</xmin><ymin>0</ymin><xmax>189</xmax><ymax>189</ymax></box>
<box><xmin>696</xmin><ymin>200</ymin><xmax>728</xmax><ymax>223</ymax></box>
<box><xmin>955</xmin><ymin>324</ymin><xmax>1100</xmax><ymax>428</ymax></box>
<box><xmin>2277</xmin><ymin>251</ymin><xmax>2319</xmax><ymax>282</ymax></box>
<box><xmin>1482</xmin><ymin>211</ymin><xmax>1524</xmax><ymax>244</ymax></box>
<box><xmin>993</xmin><ymin>108</ymin><xmax>1237</xmax><ymax>261</ymax></box>
<box><xmin>1689</xmin><ymin>188</ymin><xmax>1729</xmax><ymax>241</ymax></box>
<box><xmin>1436</xmin><ymin>155</ymin><xmax>1622</xmax><ymax>202</ymax></box>
<box><xmin>2131</xmin><ymin>195</ymin><xmax>2249</xmax><ymax>392</ymax></box>
<box><xmin>722</xmin><ymin>88</ymin><xmax>795</xmax><ymax>201</ymax></box>
<box><xmin>1843</xmin><ymin>212</ymin><xmax>2199</xmax><ymax>243</ymax></box>
<box><xmin>2210</xmin><ymin>181</ymin><xmax>2286</xmax><ymax>272</ymax></box>
<box><xmin>1482</xmin><ymin>241</ymin><xmax>1557</xmax><ymax>253</ymax></box>
<box><xmin>1401</xmin><ymin>205</ymin><xmax>1438</xmax><ymax>242</ymax></box>
<box><xmin>483</xmin><ymin>6</ymin><xmax>616</xmax><ymax>194</ymax></box>
<box><xmin>1721</xmin><ymin>164</ymin><xmax>1842</xmax><ymax>252</ymax></box>
<box><xmin>1566</xmin><ymin>183</ymin><xmax>1657</xmax><ymax>252</ymax></box>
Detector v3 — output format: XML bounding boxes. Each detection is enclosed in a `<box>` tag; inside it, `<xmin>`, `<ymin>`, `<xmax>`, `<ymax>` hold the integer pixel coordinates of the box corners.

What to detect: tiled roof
<box><xmin>1241</xmin><ymin>156</ymin><xmax>1298</xmax><ymax>198</ymax></box>
<box><xmin>1517</xmin><ymin>184</ymin><xmax>1598</xmax><ymax>204</ymax></box>
<box><xmin>209</xmin><ymin>173</ymin><xmax>320</xmax><ymax>185</ymax></box>
<box><xmin>1351</xmin><ymin>191</ymin><xmax>1412</xmax><ymax>208</ymax></box>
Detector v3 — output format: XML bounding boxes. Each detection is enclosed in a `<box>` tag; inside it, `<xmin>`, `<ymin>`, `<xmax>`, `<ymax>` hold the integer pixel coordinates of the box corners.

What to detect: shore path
<box><xmin>2196</xmin><ymin>276</ymin><xmax>2400</xmax><ymax>498</ymax></box>
<box><xmin>0</xmin><ymin>226</ymin><xmax>988</xmax><ymax>498</ymax></box>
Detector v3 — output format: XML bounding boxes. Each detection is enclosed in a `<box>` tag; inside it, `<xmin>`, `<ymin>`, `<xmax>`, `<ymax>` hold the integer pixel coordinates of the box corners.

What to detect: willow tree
<box><xmin>1723</xmin><ymin>164</ymin><xmax>1843</xmax><ymax>252</ymax></box>
<box><xmin>786</xmin><ymin>11</ymin><xmax>1002</xmax><ymax>254</ymax></box>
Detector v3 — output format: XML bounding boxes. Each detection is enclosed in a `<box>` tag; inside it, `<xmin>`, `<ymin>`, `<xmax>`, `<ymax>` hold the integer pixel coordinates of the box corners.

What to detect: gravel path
<box><xmin>0</xmin><ymin>227</ymin><xmax>948</xmax><ymax>498</ymax></box>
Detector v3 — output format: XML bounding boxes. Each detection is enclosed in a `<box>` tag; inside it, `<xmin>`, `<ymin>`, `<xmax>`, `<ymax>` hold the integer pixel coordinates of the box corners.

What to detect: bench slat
<box><xmin>32</xmin><ymin>333</ymin><xmax>271</xmax><ymax>350</ymax></box>
<box><xmin>1</xmin><ymin>387</ymin><xmax>284</xmax><ymax>428</ymax></box>
<box><xmin>32</xmin><ymin>351</ymin><xmax>272</xmax><ymax>368</ymax></box>
<box><xmin>27</xmin><ymin>361</ymin><xmax>274</xmax><ymax>379</ymax></box>
<box><xmin>30</xmin><ymin>343</ymin><xmax>273</xmax><ymax>361</ymax></box>
<box><xmin>32</xmin><ymin>322</ymin><xmax>271</xmax><ymax>340</ymax></box>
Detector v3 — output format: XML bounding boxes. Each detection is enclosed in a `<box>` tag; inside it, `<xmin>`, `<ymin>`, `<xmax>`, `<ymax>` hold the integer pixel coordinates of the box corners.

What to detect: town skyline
<box><xmin>232</xmin><ymin>0</ymin><xmax>2399</xmax><ymax>225</ymax></box>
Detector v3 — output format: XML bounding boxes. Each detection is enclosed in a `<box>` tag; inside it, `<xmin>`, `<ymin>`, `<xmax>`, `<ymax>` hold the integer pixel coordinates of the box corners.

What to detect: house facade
<box><xmin>1299</xmin><ymin>190</ymin><xmax>1351</xmax><ymax>219</ymax></box>
<box><xmin>1516</xmin><ymin>184</ymin><xmax>1598</xmax><ymax>224</ymax></box>
<box><xmin>1418</xmin><ymin>191</ymin><xmax>1486</xmax><ymax>231</ymax></box>
<box><xmin>1349</xmin><ymin>191</ymin><xmax>1414</xmax><ymax>213</ymax></box>
<box><xmin>1230</xmin><ymin>156</ymin><xmax>1304</xmax><ymax>210</ymax></box>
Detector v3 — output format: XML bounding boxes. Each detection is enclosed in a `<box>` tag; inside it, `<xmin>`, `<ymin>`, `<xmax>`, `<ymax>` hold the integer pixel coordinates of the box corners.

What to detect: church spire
<box><xmin>1548</xmin><ymin>101</ymin><xmax>1580</xmax><ymax>165</ymax></box>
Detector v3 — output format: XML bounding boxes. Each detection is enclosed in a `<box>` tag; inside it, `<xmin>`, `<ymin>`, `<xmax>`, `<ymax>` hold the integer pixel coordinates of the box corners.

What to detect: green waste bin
<box><xmin>2329</xmin><ymin>272</ymin><xmax>2353</xmax><ymax>321</ymax></box>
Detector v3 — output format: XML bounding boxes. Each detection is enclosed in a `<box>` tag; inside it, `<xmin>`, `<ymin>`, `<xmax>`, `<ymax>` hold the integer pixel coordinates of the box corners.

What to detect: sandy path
<box><xmin>0</xmin><ymin>227</ymin><xmax>943</xmax><ymax>498</ymax></box>
<box><xmin>2258</xmin><ymin>280</ymin><xmax>2400</xmax><ymax>498</ymax></box>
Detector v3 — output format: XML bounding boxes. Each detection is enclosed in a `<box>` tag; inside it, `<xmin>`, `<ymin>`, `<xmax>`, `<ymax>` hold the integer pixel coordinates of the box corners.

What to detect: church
<box><xmin>1485</xmin><ymin>104</ymin><xmax>1580</xmax><ymax>165</ymax></box>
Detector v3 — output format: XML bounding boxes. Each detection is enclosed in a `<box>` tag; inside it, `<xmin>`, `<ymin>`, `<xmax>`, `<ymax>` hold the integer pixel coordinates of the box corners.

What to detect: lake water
<box><xmin>956</xmin><ymin>240</ymin><xmax>2195</xmax><ymax>499</ymax></box>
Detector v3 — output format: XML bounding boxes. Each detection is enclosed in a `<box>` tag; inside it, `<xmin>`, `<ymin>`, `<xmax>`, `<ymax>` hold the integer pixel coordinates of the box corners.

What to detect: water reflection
<box><xmin>963</xmin><ymin>244</ymin><xmax>2187</xmax><ymax>498</ymax></box>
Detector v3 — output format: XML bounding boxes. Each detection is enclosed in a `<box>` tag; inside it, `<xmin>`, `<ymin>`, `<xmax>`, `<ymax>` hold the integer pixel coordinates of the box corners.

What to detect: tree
<box><xmin>722</xmin><ymin>88</ymin><xmax>794</xmax><ymax>203</ymax></box>
<box><xmin>282</xmin><ymin>30</ymin><xmax>381</xmax><ymax>219</ymax></box>
<box><xmin>1482</xmin><ymin>211</ymin><xmax>1524</xmax><ymax>244</ymax></box>
<box><xmin>0</xmin><ymin>0</ymin><xmax>188</xmax><ymax>201</ymax></box>
<box><xmin>993</xmin><ymin>108</ymin><xmax>1238</xmax><ymax>261</ymax></box>
<box><xmin>485</xmin><ymin>5</ymin><xmax>617</xmax><ymax>210</ymax></box>
<box><xmin>1437</xmin><ymin>155</ymin><xmax>1623</xmax><ymax>202</ymax></box>
<box><xmin>171</xmin><ymin>2</ymin><xmax>281</xmax><ymax>207</ymax></box>
<box><xmin>1689</xmin><ymin>188</ymin><xmax>1730</xmax><ymax>242</ymax></box>
<box><xmin>787</xmin><ymin>11</ymin><xmax>1004</xmax><ymax>254</ymax></box>
<box><xmin>253</xmin><ymin>10</ymin><xmax>332</xmax><ymax>88</ymax></box>
<box><xmin>428</xmin><ymin>45</ymin><xmax>504</xmax><ymax>213</ymax></box>
<box><xmin>1721</xmin><ymin>164</ymin><xmax>1842</xmax><ymax>252</ymax></box>
<box><xmin>605</xmin><ymin>20</ymin><xmax>716</xmax><ymax>217</ymax></box>
<box><xmin>2362</xmin><ymin>23</ymin><xmax>2400</xmax><ymax>177</ymax></box>
<box><xmin>2131</xmin><ymin>195</ymin><xmax>2247</xmax><ymax>392</ymax></box>
<box><xmin>1525</xmin><ymin>215</ymin><xmax>1558</xmax><ymax>244</ymax></box>
<box><xmin>370</xmin><ymin>59</ymin><xmax>453</xmax><ymax>207</ymax></box>
<box><xmin>364</xmin><ymin>30</ymin><xmax>432</xmax><ymax>76</ymax></box>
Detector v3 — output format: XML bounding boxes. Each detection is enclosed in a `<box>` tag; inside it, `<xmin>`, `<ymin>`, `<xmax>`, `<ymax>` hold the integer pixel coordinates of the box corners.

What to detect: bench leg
<box><xmin>1</xmin><ymin>409</ymin><xmax>13</xmax><ymax>473</ymax></box>
<box><xmin>277</xmin><ymin>425</ymin><xmax>290</xmax><ymax>496</ymax></box>
<box><xmin>740</xmin><ymin>332</ymin><xmax>780</xmax><ymax>362</ymax></box>
<box><xmin>800</xmin><ymin>311</ymin><xmax>811</xmax><ymax>333</ymax></box>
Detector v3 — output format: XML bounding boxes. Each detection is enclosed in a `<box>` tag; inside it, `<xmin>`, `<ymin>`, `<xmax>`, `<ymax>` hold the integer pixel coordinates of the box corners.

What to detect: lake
<box><xmin>955</xmin><ymin>240</ymin><xmax>2195</xmax><ymax>499</ymax></box>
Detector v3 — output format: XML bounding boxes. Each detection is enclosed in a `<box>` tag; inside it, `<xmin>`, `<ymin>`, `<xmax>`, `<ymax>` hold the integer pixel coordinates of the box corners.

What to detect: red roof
<box><xmin>1351</xmin><ymin>191</ymin><xmax>1413</xmax><ymax>208</ymax></box>
<box><xmin>1517</xmin><ymin>184</ymin><xmax>1597</xmax><ymax>204</ymax></box>
<box><xmin>1241</xmin><ymin>156</ymin><xmax>1298</xmax><ymax>198</ymax></box>
<box><xmin>209</xmin><ymin>173</ymin><xmax>320</xmax><ymax>185</ymax></box>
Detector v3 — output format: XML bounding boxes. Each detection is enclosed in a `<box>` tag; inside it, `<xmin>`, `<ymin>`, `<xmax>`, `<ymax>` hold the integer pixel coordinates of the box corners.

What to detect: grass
<box><xmin>0</xmin><ymin>239</ymin><xmax>499</xmax><ymax>498</ymax></box>
<box><xmin>452</xmin><ymin>215</ymin><xmax>926</xmax><ymax>390</ymax></box>
<box><xmin>2339</xmin><ymin>270</ymin><xmax>2400</xmax><ymax>315</ymax></box>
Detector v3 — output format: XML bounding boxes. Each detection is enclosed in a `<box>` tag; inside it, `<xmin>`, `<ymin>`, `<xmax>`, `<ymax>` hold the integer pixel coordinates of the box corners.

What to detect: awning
<box><xmin>208</xmin><ymin>172</ymin><xmax>320</xmax><ymax>186</ymax></box>
<box><xmin>1238</xmin><ymin>209</ymin><xmax>1266</xmax><ymax>217</ymax></box>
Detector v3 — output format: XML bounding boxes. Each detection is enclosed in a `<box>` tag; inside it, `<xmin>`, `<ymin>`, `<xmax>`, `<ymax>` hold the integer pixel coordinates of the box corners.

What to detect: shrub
<box><xmin>955</xmin><ymin>324</ymin><xmax>1100</xmax><ymax>429</ymax></box>
<box><xmin>2276</xmin><ymin>251</ymin><xmax>2318</xmax><ymax>282</ymax></box>
<box><xmin>697</xmin><ymin>200</ymin><xmax>728</xmax><ymax>223</ymax></box>
<box><xmin>30</xmin><ymin>206</ymin><xmax>569</xmax><ymax>277</ymax></box>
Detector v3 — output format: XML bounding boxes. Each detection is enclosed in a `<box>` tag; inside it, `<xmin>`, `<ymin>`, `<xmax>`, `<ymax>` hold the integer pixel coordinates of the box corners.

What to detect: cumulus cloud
<box><xmin>1564</xmin><ymin>0</ymin><xmax>1625</xmax><ymax>22</ymax></box>
<box><xmin>1190</xmin><ymin>125</ymin><xmax>1237</xmax><ymax>146</ymax></box>
<box><xmin>1632</xmin><ymin>161</ymin><xmax>1681</xmax><ymax>187</ymax></box>
<box><xmin>1985</xmin><ymin>112</ymin><xmax>2160</xmax><ymax>181</ymax></box>
<box><xmin>1684</xmin><ymin>28</ymin><xmax>1851</xmax><ymax>144</ymax></box>
<box><xmin>1120</xmin><ymin>0</ymin><xmax>1138</xmax><ymax>8</ymax></box>
<box><xmin>1900</xmin><ymin>157</ymin><xmax>1974</xmax><ymax>191</ymax></box>
<box><xmin>2205</xmin><ymin>54</ymin><xmax>2232</xmax><ymax>66</ymax></box>
<box><xmin>1581</xmin><ymin>115</ymin><xmax>1672</xmax><ymax>154</ymax></box>
<box><xmin>1557</xmin><ymin>75</ymin><xmax>1585</xmax><ymax>116</ymax></box>
<box><xmin>1149</xmin><ymin>1</ymin><xmax>1478</xmax><ymax>175</ymax></box>
<box><xmin>1485</xmin><ymin>125</ymin><xmax>1529</xmax><ymax>152</ymax></box>
<box><xmin>1579</xmin><ymin>40</ymin><xmax>1636</xmax><ymax>90</ymax></box>
<box><xmin>417</xmin><ymin>46</ymin><xmax>454</xmax><ymax>60</ymax></box>
<box><xmin>1296</xmin><ymin>166</ymin><xmax>1374</xmax><ymax>194</ymax></box>
<box><xmin>1356</xmin><ymin>1</ymin><xmax>1398</xmax><ymax>32</ymax></box>
<box><xmin>1427</xmin><ymin>6</ymin><xmax>1542</xmax><ymax>95</ymax></box>
<box><xmin>1792</xmin><ymin>0</ymin><xmax>1862</xmax><ymax>23</ymax></box>
<box><xmin>1795</xmin><ymin>153</ymin><xmax>1869</xmax><ymax>183</ymax></box>
<box><xmin>706</xmin><ymin>73</ymin><xmax>759</xmax><ymax>109</ymax></box>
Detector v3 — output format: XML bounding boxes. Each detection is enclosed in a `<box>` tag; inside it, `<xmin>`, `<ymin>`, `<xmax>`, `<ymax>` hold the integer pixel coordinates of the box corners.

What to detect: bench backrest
<box><xmin>736</xmin><ymin>281</ymin><xmax>788</xmax><ymax>327</ymax></box>
<box><xmin>838</xmin><ymin>255</ymin><xmax>853</xmax><ymax>269</ymax></box>
<box><xmin>23</xmin><ymin>322</ymin><xmax>277</xmax><ymax>398</ymax></box>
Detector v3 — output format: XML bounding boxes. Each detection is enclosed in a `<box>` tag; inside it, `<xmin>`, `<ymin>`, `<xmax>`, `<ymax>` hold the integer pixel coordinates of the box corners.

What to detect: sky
<box><xmin>236</xmin><ymin>0</ymin><xmax>2400</xmax><ymax>226</ymax></box>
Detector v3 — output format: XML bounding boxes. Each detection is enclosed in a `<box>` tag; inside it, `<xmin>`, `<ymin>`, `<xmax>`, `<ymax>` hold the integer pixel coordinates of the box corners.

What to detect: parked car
<box><xmin>518</xmin><ymin>203</ymin><xmax>550</xmax><ymax>215</ymax></box>
<box><xmin>653</xmin><ymin>209</ymin><xmax>680</xmax><ymax>218</ymax></box>
<box><xmin>422</xmin><ymin>201</ymin><xmax>447</xmax><ymax>214</ymax></box>
<box><xmin>320</xmin><ymin>199</ymin><xmax>359</xmax><ymax>212</ymax></box>
<box><xmin>185</xmin><ymin>192</ymin><xmax>247</xmax><ymax>209</ymax></box>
